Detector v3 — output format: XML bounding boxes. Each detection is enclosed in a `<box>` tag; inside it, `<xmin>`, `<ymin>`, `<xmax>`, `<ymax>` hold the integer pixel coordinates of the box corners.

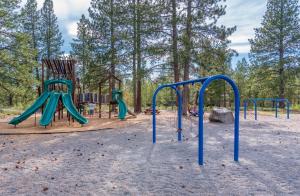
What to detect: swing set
<box><xmin>243</xmin><ymin>98</ymin><xmax>290</xmax><ymax>120</ymax></box>
<box><xmin>152</xmin><ymin>75</ymin><xmax>240</xmax><ymax>165</ymax></box>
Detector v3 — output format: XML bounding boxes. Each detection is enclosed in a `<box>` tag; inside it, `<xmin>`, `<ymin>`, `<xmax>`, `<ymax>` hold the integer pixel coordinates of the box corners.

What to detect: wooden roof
<box><xmin>42</xmin><ymin>58</ymin><xmax>76</xmax><ymax>79</ymax></box>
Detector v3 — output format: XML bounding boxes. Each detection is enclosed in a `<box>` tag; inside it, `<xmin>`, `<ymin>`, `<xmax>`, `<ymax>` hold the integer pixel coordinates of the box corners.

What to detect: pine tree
<box><xmin>249</xmin><ymin>0</ymin><xmax>300</xmax><ymax>99</ymax></box>
<box><xmin>71</xmin><ymin>14</ymin><xmax>92</xmax><ymax>93</ymax></box>
<box><xmin>20</xmin><ymin>0</ymin><xmax>40</xmax><ymax>82</ymax></box>
<box><xmin>40</xmin><ymin>0</ymin><xmax>64</xmax><ymax>60</ymax></box>
<box><xmin>88</xmin><ymin>0</ymin><xmax>126</xmax><ymax>88</ymax></box>
<box><xmin>180</xmin><ymin>0</ymin><xmax>236</xmax><ymax>114</ymax></box>
<box><xmin>132</xmin><ymin>0</ymin><xmax>163</xmax><ymax>113</ymax></box>
<box><xmin>0</xmin><ymin>0</ymin><xmax>37</xmax><ymax>106</ymax></box>
<box><xmin>21</xmin><ymin>0</ymin><xmax>40</xmax><ymax>57</ymax></box>
<box><xmin>234</xmin><ymin>58</ymin><xmax>250</xmax><ymax>99</ymax></box>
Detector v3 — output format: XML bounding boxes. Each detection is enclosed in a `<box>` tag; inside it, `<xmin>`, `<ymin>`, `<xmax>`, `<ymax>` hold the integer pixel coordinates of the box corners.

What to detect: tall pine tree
<box><xmin>180</xmin><ymin>0</ymin><xmax>236</xmax><ymax>114</ymax></box>
<box><xmin>0</xmin><ymin>0</ymin><xmax>37</xmax><ymax>106</ymax></box>
<box><xmin>40</xmin><ymin>0</ymin><xmax>64</xmax><ymax>61</ymax></box>
<box><xmin>71</xmin><ymin>14</ymin><xmax>92</xmax><ymax>93</ymax></box>
<box><xmin>21</xmin><ymin>0</ymin><xmax>40</xmax><ymax>82</ymax></box>
<box><xmin>249</xmin><ymin>0</ymin><xmax>300</xmax><ymax>99</ymax></box>
<box><xmin>88</xmin><ymin>0</ymin><xmax>126</xmax><ymax>88</ymax></box>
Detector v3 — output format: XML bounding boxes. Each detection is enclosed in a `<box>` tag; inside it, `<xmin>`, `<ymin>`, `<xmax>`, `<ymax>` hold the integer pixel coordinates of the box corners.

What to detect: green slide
<box><xmin>9</xmin><ymin>92</ymin><xmax>50</xmax><ymax>125</ymax></box>
<box><xmin>62</xmin><ymin>93</ymin><xmax>88</xmax><ymax>124</ymax></box>
<box><xmin>40</xmin><ymin>92</ymin><xmax>61</xmax><ymax>126</ymax></box>
<box><xmin>112</xmin><ymin>89</ymin><xmax>128</xmax><ymax>120</ymax></box>
<box><xmin>9</xmin><ymin>79</ymin><xmax>88</xmax><ymax>127</ymax></box>
<box><xmin>117</xmin><ymin>98</ymin><xmax>128</xmax><ymax>120</ymax></box>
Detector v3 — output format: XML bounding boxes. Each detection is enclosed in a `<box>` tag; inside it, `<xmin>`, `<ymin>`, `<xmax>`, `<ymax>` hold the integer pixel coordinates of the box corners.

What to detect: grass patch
<box><xmin>0</xmin><ymin>107</ymin><xmax>23</xmax><ymax>119</ymax></box>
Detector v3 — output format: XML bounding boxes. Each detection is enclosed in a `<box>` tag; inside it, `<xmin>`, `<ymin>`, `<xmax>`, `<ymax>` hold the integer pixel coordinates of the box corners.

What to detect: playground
<box><xmin>0</xmin><ymin>57</ymin><xmax>299</xmax><ymax>195</ymax></box>
<box><xmin>0</xmin><ymin>111</ymin><xmax>299</xmax><ymax>195</ymax></box>
<box><xmin>2</xmin><ymin>0</ymin><xmax>300</xmax><ymax>195</ymax></box>
<box><xmin>0</xmin><ymin>64</ymin><xmax>299</xmax><ymax>194</ymax></box>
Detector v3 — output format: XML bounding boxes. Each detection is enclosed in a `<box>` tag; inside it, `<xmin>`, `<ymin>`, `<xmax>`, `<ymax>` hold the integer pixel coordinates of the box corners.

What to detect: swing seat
<box><xmin>188</xmin><ymin>108</ymin><xmax>199</xmax><ymax>117</ymax></box>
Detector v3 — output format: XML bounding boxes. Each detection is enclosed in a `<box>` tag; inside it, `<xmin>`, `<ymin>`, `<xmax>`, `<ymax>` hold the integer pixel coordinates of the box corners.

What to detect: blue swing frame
<box><xmin>243</xmin><ymin>98</ymin><xmax>290</xmax><ymax>120</ymax></box>
<box><xmin>152</xmin><ymin>75</ymin><xmax>240</xmax><ymax>165</ymax></box>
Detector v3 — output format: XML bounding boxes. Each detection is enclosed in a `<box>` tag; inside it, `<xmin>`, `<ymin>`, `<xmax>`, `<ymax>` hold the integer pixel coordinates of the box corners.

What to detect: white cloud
<box><xmin>67</xmin><ymin>21</ymin><xmax>78</xmax><ymax>37</ymax></box>
<box><xmin>218</xmin><ymin>0</ymin><xmax>267</xmax><ymax>54</ymax></box>
<box><xmin>22</xmin><ymin>0</ymin><xmax>91</xmax><ymax>51</ymax></box>
<box><xmin>22</xmin><ymin>0</ymin><xmax>268</xmax><ymax>60</ymax></box>
<box><xmin>230</xmin><ymin>43</ymin><xmax>251</xmax><ymax>54</ymax></box>
<box><xmin>53</xmin><ymin>0</ymin><xmax>70</xmax><ymax>18</ymax></box>
<box><xmin>34</xmin><ymin>0</ymin><xmax>90</xmax><ymax>19</ymax></box>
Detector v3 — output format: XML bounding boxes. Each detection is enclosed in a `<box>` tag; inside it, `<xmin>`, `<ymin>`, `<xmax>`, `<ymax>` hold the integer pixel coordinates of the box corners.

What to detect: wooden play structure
<box><xmin>41</xmin><ymin>58</ymin><xmax>79</xmax><ymax>121</ymax></box>
<box><xmin>98</xmin><ymin>74</ymin><xmax>122</xmax><ymax>118</ymax></box>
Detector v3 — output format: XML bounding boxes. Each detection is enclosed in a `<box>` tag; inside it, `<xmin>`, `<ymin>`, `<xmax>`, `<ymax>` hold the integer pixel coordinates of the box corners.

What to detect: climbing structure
<box><xmin>9</xmin><ymin>80</ymin><xmax>88</xmax><ymax>127</ymax></box>
<box><xmin>98</xmin><ymin>74</ymin><xmax>135</xmax><ymax>120</ymax></box>
<box><xmin>41</xmin><ymin>58</ymin><xmax>80</xmax><ymax>120</ymax></box>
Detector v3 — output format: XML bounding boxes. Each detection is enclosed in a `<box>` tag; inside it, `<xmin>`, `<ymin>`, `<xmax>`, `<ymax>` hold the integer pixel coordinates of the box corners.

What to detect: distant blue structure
<box><xmin>243</xmin><ymin>98</ymin><xmax>290</xmax><ymax>120</ymax></box>
<box><xmin>152</xmin><ymin>75</ymin><xmax>240</xmax><ymax>166</ymax></box>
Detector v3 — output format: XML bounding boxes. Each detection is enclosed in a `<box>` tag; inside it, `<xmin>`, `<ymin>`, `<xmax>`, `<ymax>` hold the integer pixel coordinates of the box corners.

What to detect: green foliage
<box><xmin>0</xmin><ymin>0</ymin><xmax>37</xmax><ymax>107</ymax></box>
<box><xmin>40</xmin><ymin>0</ymin><xmax>64</xmax><ymax>59</ymax></box>
<box><xmin>71</xmin><ymin>14</ymin><xmax>93</xmax><ymax>92</ymax></box>
<box><xmin>72</xmin><ymin>0</ymin><xmax>236</xmax><ymax>109</ymax></box>
<box><xmin>249</xmin><ymin>0</ymin><xmax>300</xmax><ymax>98</ymax></box>
<box><xmin>21</xmin><ymin>0</ymin><xmax>40</xmax><ymax>56</ymax></box>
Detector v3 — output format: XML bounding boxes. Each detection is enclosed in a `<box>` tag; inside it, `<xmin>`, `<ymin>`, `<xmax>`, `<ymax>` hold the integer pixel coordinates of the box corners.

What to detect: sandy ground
<box><xmin>0</xmin><ymin>112</ymin><xmax>140</xmax><ymax>135</ymax></box>
<box><xmin>0</xmin><ymin>111</ymin><xmax>299</xmax><ymax>195</ymax></box>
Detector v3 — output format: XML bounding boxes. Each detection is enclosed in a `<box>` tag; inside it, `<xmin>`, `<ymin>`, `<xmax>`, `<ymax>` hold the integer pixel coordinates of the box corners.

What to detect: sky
<box><xmin>21</xmin><ymin>0</ymin><xmax>268</xmax><ymax>66</ymax></box>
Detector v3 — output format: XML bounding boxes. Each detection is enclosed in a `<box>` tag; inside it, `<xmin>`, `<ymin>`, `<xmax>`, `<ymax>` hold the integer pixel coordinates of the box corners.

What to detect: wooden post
<box><xmin>41</xmin><ymin>61</ymin><xmax>45</xmax><ymax>113</ymax></box>
<box><xmin>99</xmin><ymin>83</ymin><xmax>102</xmax><ymax>118</ymax></box>
<box><xmin>109</xmin><ymin>77</ymin><xmax>112</xmax><ymax>119</ymax></box>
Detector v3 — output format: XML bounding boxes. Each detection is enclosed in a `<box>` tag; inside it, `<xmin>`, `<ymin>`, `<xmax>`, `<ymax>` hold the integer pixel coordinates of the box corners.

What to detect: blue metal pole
<box><xmin>244</xmin><ymin>100</ymin><xmax>247</xmax><ymax>119</ymax></box>
<box><xmin>177</xmin><ymin>89</ymin><xmax>182</xmax><ymax>141</ymax></box>
<box><xmin>198</xmin><ymin>88</ymin><xmax>204</xmax><ymax>165</ymax></box>
<box><xmin>287</xmin><ymin>101</ymin><xmax>290</xmax><ymax>119</ymax></box>
<box><xmin>152</xmin><ymin>90</ymin><xmax>157</xmax><ymax>143</ymax></box>
<box><xmin>254</xmin><ymin>101</ymin><xmax>257</xmax><ymax>120</ymax></box>
<box><xmin>198</xmin><ymin>75</ymin><xmax>240</xmax><ymax>165</ymax></box>
<box><xmin>152</xmin><ymin>85</ymin><xmax>183</xmax><ymax>143</ymax></box>
<box><xmin>275</xmin><ymin>100</ymin><xmax>278</xmax><ymax>118</ymax></box>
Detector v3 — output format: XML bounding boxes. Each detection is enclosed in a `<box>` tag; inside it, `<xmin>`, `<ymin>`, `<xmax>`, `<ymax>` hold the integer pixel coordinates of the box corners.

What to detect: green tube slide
<box><xmin>9</xmin><ymin>92</ymin><xmax>50</xmax><ymax>125</ymax></box>
<box><xmin>62</xmin><ymin>93</ymin><xmax>88</xmax><ymax>124</ymax></box>
<box><xmin>40</xmin><ymin>92</ymin><xmax>61</xmax><ymax>126</ymax></box>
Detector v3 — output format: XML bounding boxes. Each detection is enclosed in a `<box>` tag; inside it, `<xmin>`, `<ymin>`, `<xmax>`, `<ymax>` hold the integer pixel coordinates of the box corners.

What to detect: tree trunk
<box><xmin>182</xmin><ymin>0</ymin><xmax>192</xmax><ymax>115</ymax></box>
<box><xmin>132</xmin><ymin>0</ymin><xmax>137</xmax><ymax>112</ymax></box>
<box><xmin>8</xmin><ymin>94</ymin><xmax>13</xmax><ymax>106</ymax></box>
<box><xmin>278</xmin><ymin>0</ymin><xmax>285</xmax><ymax>107</ymax></box>
<box><xmin>171</xmin><ymin>0</ymin><xmax>180</xmax><ymax>106</ymax></box>
<box><xmin>82</xmin><ymin>33</ymin><xmax>86</xmax><ymax>93</ymax></box>
<box><xmin>32</xmin><ymin>21</ymin><xmax>41</xmax><ymax>95</ymax></box>
<box><xmin>135</xmin><ymin>0</ymin><xmax>142</xmax><ymax>113</ymax></box>
<box><xmin>171</xmin><ymin>0</ymin><xmax>179</xmax><ymax>84</ymax></box>
<box><xmin>110</xmin><ymin>0</ymin><xmax>116</xmax><ymax>111</ymax></box>
<box><xmin>46</xmin><ymin>10</ymin><xmax>51</xmax><ymax>80</ymax></box>
<box><xmin>110</xmin><ymin>0</ymin><xmax>116</xmax><ymax>89</ymax></box>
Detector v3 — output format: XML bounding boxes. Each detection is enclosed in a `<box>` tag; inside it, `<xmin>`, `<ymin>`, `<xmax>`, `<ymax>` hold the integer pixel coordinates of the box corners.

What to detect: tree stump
<box><xmin>208</xmin><ymin>107</ymin><xmax>234</xmax><ymax>124</ymax></box>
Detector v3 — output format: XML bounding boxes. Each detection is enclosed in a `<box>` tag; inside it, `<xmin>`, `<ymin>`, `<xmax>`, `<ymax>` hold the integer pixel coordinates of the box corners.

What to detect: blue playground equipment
<box><xmin>243</xmin><ymin>98</ymin><xmax>290</xmax><ymax>120</ymax></box>
<box><xmin>152</xmin><ymin>75</ymin><xmax>240</xmax><ymax>166</ymax></box>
